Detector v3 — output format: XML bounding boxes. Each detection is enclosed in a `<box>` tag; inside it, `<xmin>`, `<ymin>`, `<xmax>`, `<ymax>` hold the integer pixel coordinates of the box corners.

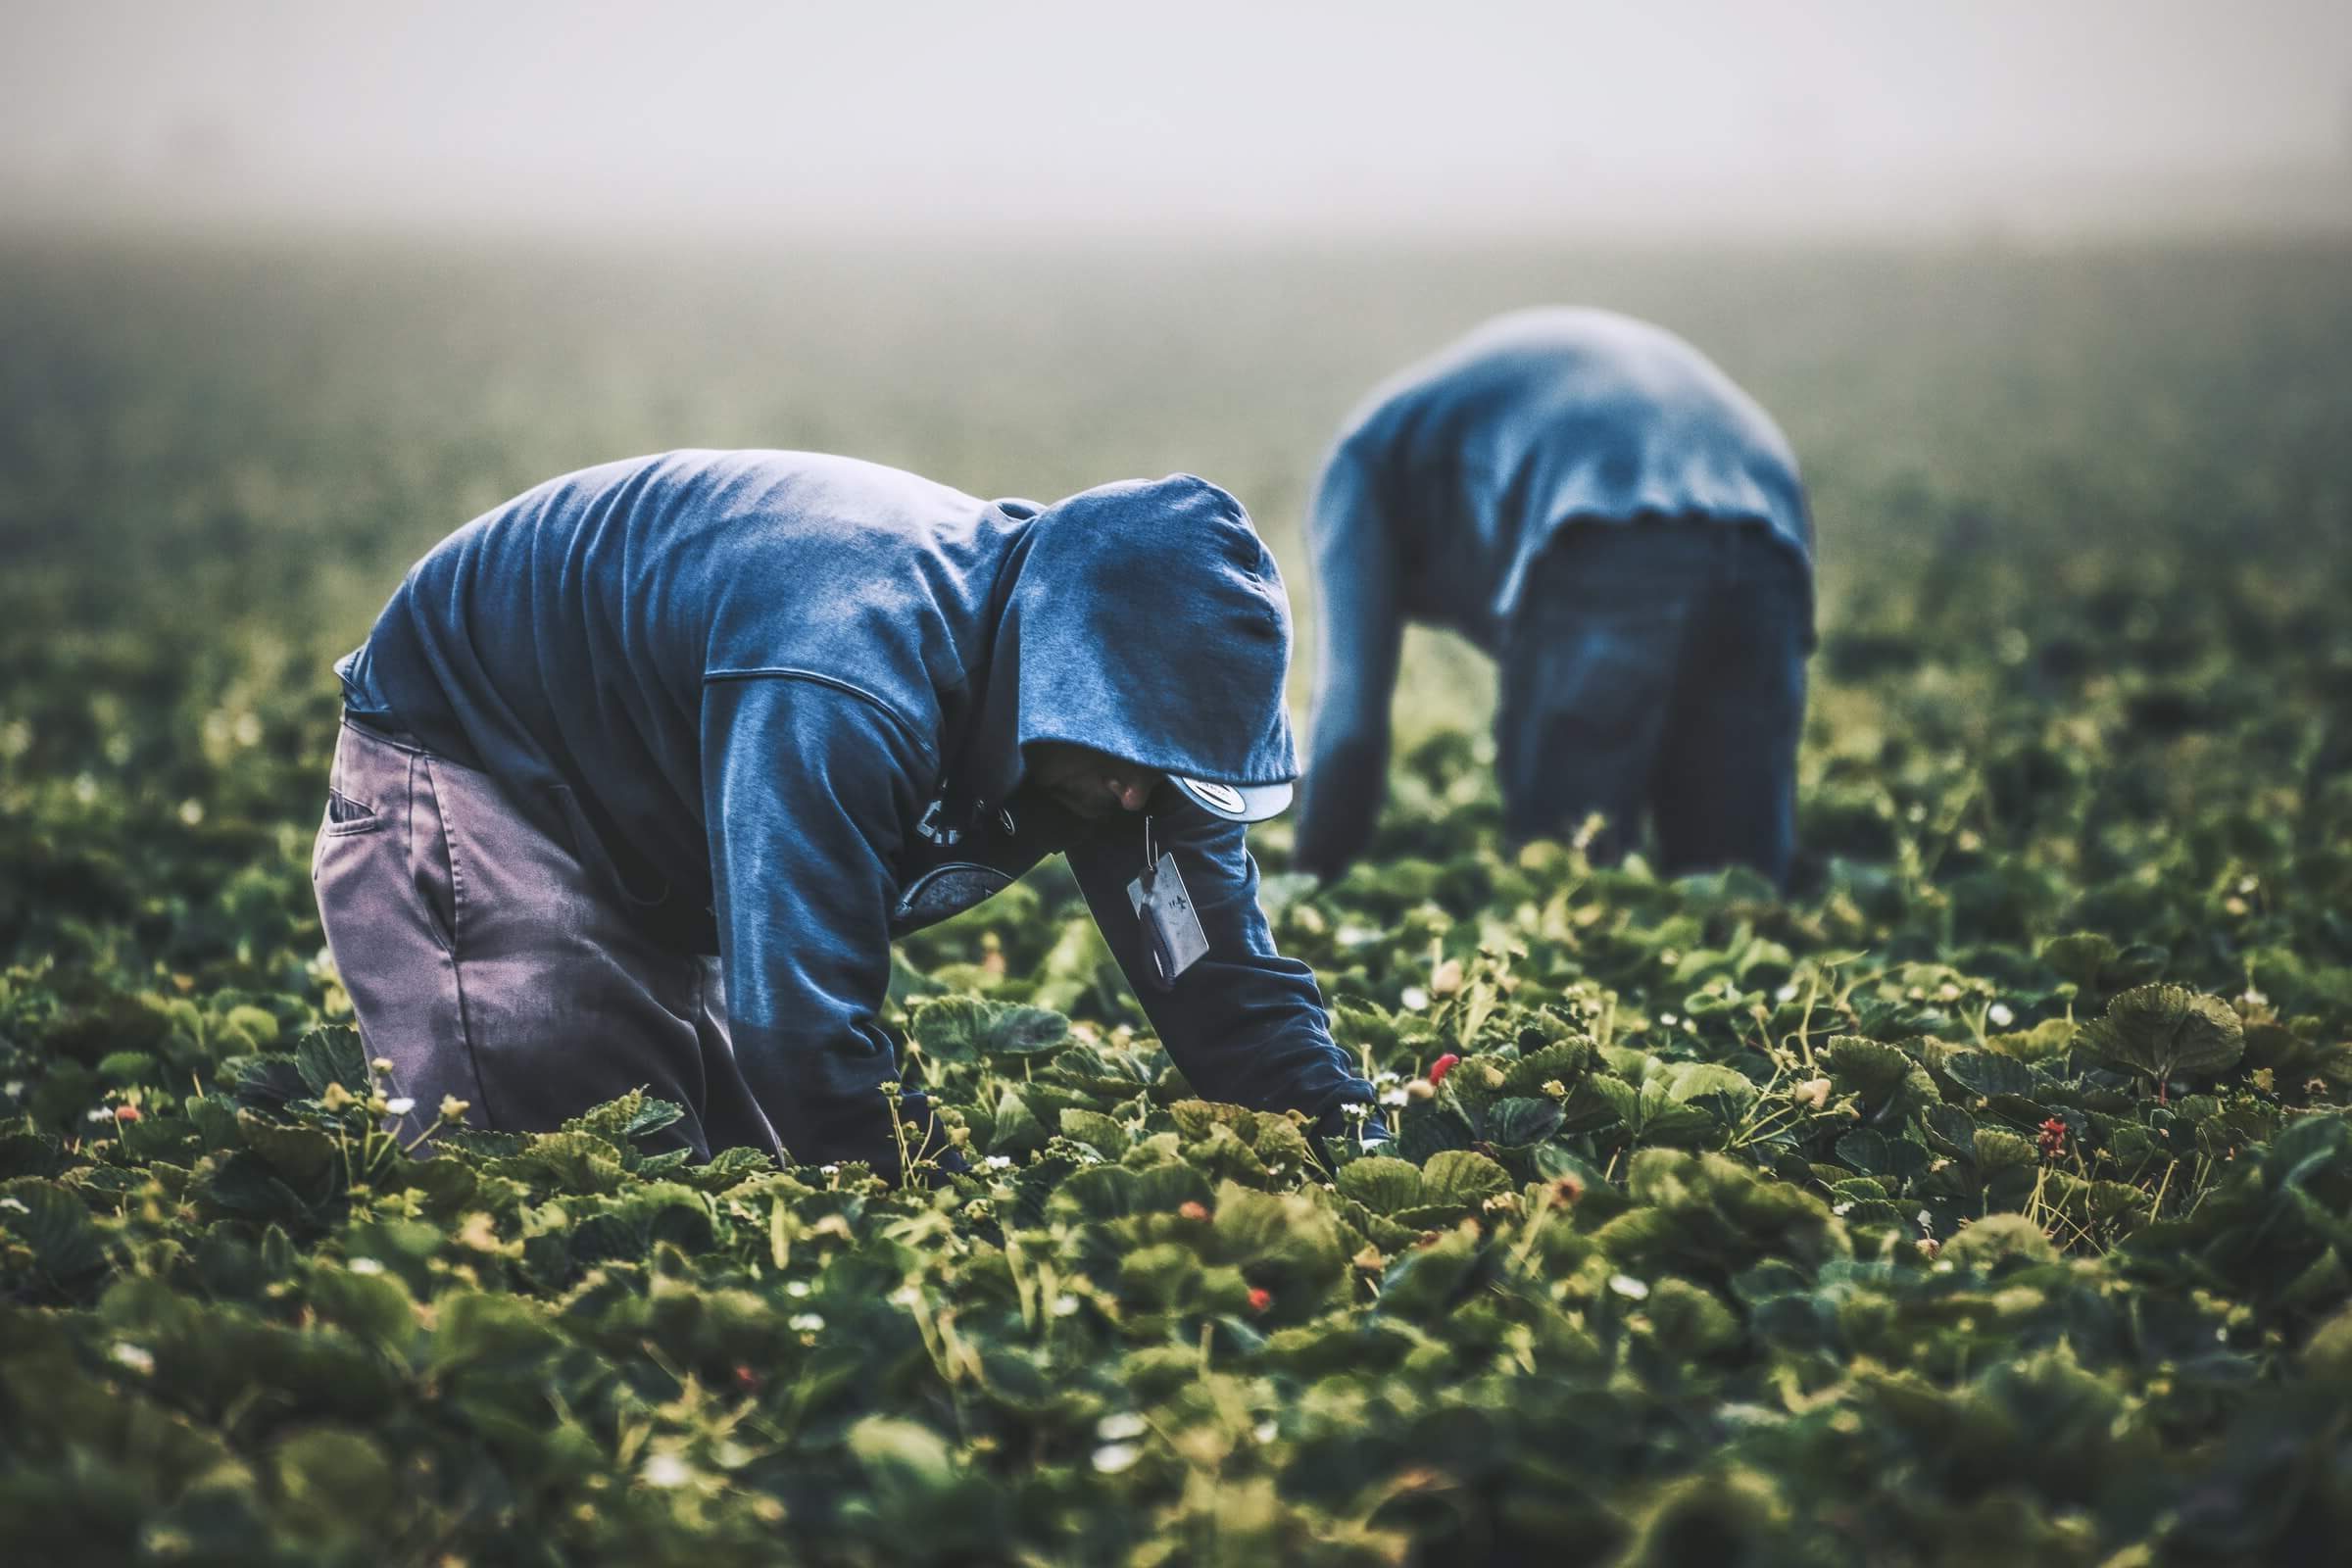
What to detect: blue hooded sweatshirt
<box><xmin>336</xmin><ymin>450</ymin><xmax>1372</xmax><ymax>1165</ymax></box>
<box><xmin>1294</xmin><ymin>308</ymin><xmax>1812</xmax><ymax>877</ymax></box>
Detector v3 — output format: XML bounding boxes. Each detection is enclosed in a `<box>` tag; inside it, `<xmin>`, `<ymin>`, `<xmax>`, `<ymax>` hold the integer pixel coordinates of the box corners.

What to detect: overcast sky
<box><xmin>6</xmin><ymin>1</ymin><xmax>2349</xmax><ymax>234</ymax></box>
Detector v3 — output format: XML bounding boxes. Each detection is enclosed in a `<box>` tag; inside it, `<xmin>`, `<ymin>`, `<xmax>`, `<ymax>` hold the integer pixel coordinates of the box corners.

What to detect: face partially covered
<box><xmin>1024</xmin><ymin>741</ymin><xmax>1163</xmax><ymax>820</ymax></box>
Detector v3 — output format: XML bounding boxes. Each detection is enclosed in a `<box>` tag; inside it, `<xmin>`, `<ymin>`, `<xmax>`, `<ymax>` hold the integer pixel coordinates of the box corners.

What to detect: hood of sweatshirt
<box><xmin>942</xmin><ymin>472</ymin><xmax>1299</xmax><ymax>828</ymax></box>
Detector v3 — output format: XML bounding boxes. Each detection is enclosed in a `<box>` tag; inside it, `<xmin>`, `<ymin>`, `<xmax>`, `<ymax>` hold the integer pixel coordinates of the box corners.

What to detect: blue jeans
<box><xmin>1495</xmin><ymin>520</ymin><xmax>1809</xmax><ymax>887</ymax></box>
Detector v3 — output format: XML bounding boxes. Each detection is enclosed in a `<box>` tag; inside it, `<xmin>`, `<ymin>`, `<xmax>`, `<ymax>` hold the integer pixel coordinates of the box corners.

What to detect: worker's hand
<box><xmin>1294</xmin><ymin>733</ymin><xmax>1390</xmax><ymax>882</ymax></box>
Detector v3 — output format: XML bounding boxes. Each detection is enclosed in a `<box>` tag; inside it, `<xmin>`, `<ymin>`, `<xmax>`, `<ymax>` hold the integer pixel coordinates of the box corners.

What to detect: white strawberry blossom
<box><xmin>642</xmin><ymin>1452</ymin><xmax>692</xmax><ymax>1488</ymax></box>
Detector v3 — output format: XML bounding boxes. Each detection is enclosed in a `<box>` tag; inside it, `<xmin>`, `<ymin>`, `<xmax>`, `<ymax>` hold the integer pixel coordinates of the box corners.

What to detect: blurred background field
<box><xmin>5</xmin><ymin>231</ymin><xmax>2349</xmax><ymax>786</ymax></box>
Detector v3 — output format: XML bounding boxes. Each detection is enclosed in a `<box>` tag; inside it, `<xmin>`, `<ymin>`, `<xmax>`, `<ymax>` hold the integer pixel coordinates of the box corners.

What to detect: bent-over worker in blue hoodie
<box><xmin>1294</xmin><ymin>308</ymin><xmax>1815</xmax><ymax>887</ymax></box>
<box><xmin>317</xmin><ymin>451</ymin><xmax>1377</xmax><ymax>1173</ymax></box>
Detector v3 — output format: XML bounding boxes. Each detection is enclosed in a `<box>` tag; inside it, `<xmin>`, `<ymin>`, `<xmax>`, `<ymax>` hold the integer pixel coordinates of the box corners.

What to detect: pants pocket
<box><xmin>323</xmin><ymin>786</ymin><xmax>381</xmax><ymax>832</ymax></box>
<box><xmin>410</xmin><ymin>757</ymin><xmax>462</xmax><ymax>957</ymax></box>
<box><xmin>319</xmin><ymin>725</ymin><xmax>392</xmax><ymax>839</ymax></box>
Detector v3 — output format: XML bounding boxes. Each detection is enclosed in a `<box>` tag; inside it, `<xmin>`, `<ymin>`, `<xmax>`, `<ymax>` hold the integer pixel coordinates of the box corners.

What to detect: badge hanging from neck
<box><xmin>1127</xmin><ymin>814</ymin><xmax>1207</xmax><ymax>990</ymax></box>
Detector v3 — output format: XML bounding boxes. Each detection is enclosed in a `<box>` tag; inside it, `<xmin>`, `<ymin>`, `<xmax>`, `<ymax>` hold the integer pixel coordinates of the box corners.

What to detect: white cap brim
<box><xmin>1169</xmin><ymin>775</ymin><xmax>1294</xmax><ymax>822</ymax></box>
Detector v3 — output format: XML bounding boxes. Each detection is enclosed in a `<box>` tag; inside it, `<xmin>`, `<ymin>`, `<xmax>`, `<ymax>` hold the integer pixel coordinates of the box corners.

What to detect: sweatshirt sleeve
<box><xmin>701</xmin><ymin>674</ymin><xmax>925</xmax><ymax>1167</ymax></box>
<box><xmin>1065</xmin><ymin>803</ymin><xmax>1374</xmax><ymax>1122</ymax></box>
<box><xmin>1294</xmin><ymin>433</ymin><xmax>1405</xmax><ymax>881</ymax></box>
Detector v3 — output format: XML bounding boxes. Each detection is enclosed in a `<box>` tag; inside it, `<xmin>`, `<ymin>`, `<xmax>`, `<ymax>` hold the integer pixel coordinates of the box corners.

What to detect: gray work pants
<box><xmin>310</xmin><ymin>717</ymin><xmax>779</xmax><ymax>1160</ymax></box>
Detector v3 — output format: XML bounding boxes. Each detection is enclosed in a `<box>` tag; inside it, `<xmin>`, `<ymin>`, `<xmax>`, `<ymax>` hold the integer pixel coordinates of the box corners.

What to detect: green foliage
<box><xmin>2079</xmin><ymin>982</ymin><xmax>2247</xmax><ymax>1093</ymax></box>
<box><xmin>5</xmin><ymin>239</ymin><xmax>2352</xmax><ymax>1563</ymax></box>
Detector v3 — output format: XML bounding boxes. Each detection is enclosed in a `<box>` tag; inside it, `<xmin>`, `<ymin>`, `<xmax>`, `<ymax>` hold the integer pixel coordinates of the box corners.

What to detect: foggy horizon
<box><xmin>6</xmin><ymin>0</ymin><xmax>2352</xmax><ymax>239</ymax></box>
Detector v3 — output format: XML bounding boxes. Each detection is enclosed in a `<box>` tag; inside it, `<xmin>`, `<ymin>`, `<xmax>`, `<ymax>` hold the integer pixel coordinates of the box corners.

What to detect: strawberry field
<box><xmin>3</xmin><ymin>236</ymin><xmax>2351</xmax><ymax>1565</ymax></box>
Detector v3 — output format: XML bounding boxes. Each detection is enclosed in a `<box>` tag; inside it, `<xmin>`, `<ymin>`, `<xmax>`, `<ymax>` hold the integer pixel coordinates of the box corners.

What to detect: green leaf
<box><xmin>235</xmin><ymin>1112</ymin><xmax>340</xmax><ymax>1200</ymax></box>
<box><xmin>427</xmin><ymin>1291</ymin><xmax>565</xmax><ymax>1375</ymax></box>
<box><xmin>1592</xmin><ymin>1075</ymin><xmax>1642</xmax><ymax>1129</ymax></box>
<box><xmin>988</xmin><ymin>1090</ymin><xmax>1046</xmax><ymax>1156</ymax></box>
<box><xmin>1208</xmin><ymin>1182</ymin><xmax>1346</xmax><ymax>1300</ymax></box>
<box><xmin>1058</xmin><ymin>1109</ymin><xmax>1129</xmax><ymax>1157</ymax></box>
<box><xmin>1836</xmin><ymin>1129</ymin><xmax>1931</xmax><ymax>1182</ymax></box>
<box><xmin>1665</xmin><ymin>1062</ymin><xmax>1761</xmax><ymax>1108</ymax></box>
<box><xmin>396</xmin><ymin>1157</ymin><xmax>480</xmax><ymax>1217</ymax></box>
<box><xmin>270</xmin><ymin>1428</ymin><xmax>395</xmax><ymax>1541</ymax></box>
<box><xmin>220</xmin><ymin>1004</ymin><xmax>283</xmax><ymax>1054</ymax></box>
<box><xmin>0</xmin><ymin>1180</ymin><xmax>107</xmax><ymax>1283</ymax></box>
<box><xmin>1503</xmin><ymin>1041</ymin><xmax>1593</xmax><ymax>1096</ymax></box>
<box><xmin>1647</xmin><ymin>1277</ymin><xmax>1743</xmax><ymax>1357</ymax></box>
<box><xmin>1418</xmin><ymin>1150</ymin><xmax>1511</xmax><ymax>1209</ymax></box>
<box><xmin>909</xmin><ymin>997</ymin><xmax>1070</xmax><ymax>1061</ymax></box>
<box><xmin>622</xmin><ymin>1098</ymin><xmax>686</xmax><ymax>1142</ymax></box>
<box><xmin>1974</xmin><ymin>1129</ymin><xmax>2038</xmax><ymax>1175</ymax></box>
<box><xmin>1048</xmin><ymin>1163</ymin><xmax>1149</xmax><ymax>1221</ymax></box>
<box><xmin>1922</xmin><ymin>1103</ymin><xmax>1981</xmax><ymax>1156</ymax></box>
<box><xmin>2040</xmin><ymin>932</ymin><xmax>2119</xmax><ymax>990</ymax></box>
<box><xmin>186</xmin><ymin>1094</ymin><xmax>244</xmax><ymax>1152</ymax></box>
<box><xmin>1376</xmin><ymin>1221</ymin><xmax>1488</xmax><ymax>1318</ymax></box>
<box><xmin>682</xmin><ymin>1145</ymin><xmax>773</xmax><ymax>1191</ymax></box>
<box><xmin>95</xmin><ymin>1051</ymin><xmax>159</xmax><ymax>1085</ymax></box>
<box><xmin>1991</xmin><ymin>1018</ymin><xmax>2079</xmax><ymax>1063</ymax></box>
<box><xmin>1330</xmin><ymin>998</ymin><xmax>1402</xmax><ymax>1056</ymax></box>
<box><xmin>1822</xmin><ymin>1037</ymin><xmax>1934</xmax><ymax>1114</ymax></box>
<box><xmin>2079</xmin><ymin>984</ymin><xmax>2246</xmax><ymax>1088</ymax></box>
<box><xmin>1943</xmin><ymin>1051</ymin><xmax>2039</xmax><ymax>1101</ymax></box>
<box><xmin>1396</xmin><ymin>1101</ymin><xmax>1477</xmax><ymax>1163</ymax></box>
<box><xmin>0</xmin><ymin>1132</ymin><xmax>66</xmax><ymax>1181</ymax></box>
<box><xmin>1594</xmin><ymin>1076</ymin><xmax>1714</xmax><ymax>1146</ymax></box>
<box><xmin>1336</xmin><ymin>1156</ymin><xmax>1423</xmax><ymax>1215</ymax></box>
<box><xmin>293</xmin><ymin>1026</ymin><xmax>370</xmax><ymax>1102</ymax></box>
<box><xmin>309</xmin><ymin>1264</ymin><xmax>416</xmax><ymax>1348</ymax></box>
<box><xmin>487</xmin><ymin>1131</ymin><xmax>629</xmax><ymax>1197</ymax></box>
<box><xmin>1485</xmin><ymin>1097</ymin><xmax>1565</xmax><ymax>1148</ymax></box>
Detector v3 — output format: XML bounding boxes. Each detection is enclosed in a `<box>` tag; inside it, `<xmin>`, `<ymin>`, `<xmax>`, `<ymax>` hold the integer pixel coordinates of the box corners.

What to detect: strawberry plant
<box><xmin>5</xmin><ymin>237</ymin><xmax>2352</xmax><ymax>1564</ymax></box>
